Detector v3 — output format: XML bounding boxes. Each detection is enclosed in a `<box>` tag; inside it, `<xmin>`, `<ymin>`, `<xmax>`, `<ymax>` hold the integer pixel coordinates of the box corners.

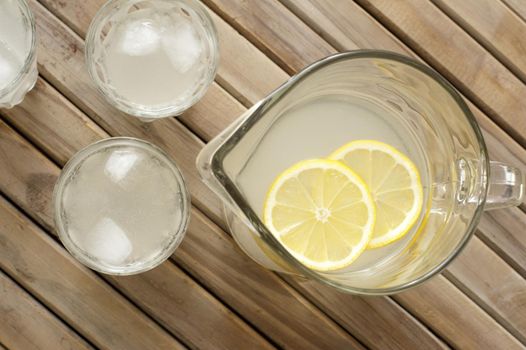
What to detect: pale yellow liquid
<box><xmin>235</xmin><ymin>95</ymin><xmax>429</xmax><ymax>272</ymax></box>
<box><xmin>0</xmin><ymin>1</ymin><xmax>28</xmax><ymax>89</ymax></box>
<box><xmin>101</xmin><ymin>6</ymin><xmax>206</xmax><ymax>108</ymax></box>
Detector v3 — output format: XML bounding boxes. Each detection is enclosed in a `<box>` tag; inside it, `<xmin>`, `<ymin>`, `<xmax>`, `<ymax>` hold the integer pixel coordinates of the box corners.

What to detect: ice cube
<box><xmin>104</xmin><ymin>150</ymin><xmax>139</xmax><ymax>183</ymax></box>
<box><xmin>85</xmin><ymin>217</ymin><xmax>132</xmax><ymax>265</ymax></box>
<box><xmin>118</xmin><ymin>20</ymin><xmax>161</xmax><ymax>56</ymax></box>
<box><xmin>161</xmin><ymin>21</ymin><xmax>202</xmax><ymax>73</ymax></box>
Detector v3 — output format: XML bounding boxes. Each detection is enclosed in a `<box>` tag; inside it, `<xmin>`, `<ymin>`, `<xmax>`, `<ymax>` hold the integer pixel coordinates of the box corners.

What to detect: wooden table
<box><xmin>1</xmin><ymin>0</ymin><xmax>525</xmax><ymax>349</ymax></box>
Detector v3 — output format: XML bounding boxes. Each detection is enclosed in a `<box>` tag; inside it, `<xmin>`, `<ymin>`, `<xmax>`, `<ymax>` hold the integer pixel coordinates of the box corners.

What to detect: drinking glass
<box><xmin>0</xmin><ymin>0</ymin><xmax>38</xmax><ymax>108</ymax></box>
<box><xmin>197</xmin><ymin>51</ymin><xmax>524</xmax><ymax>295</ymax></box>
<box><xmin>54</xmin><ymin>137</ymin><xmax>190</xmax><ymax>275</ymax></box>
<box><xmin>85</xmin><ymin>0</ymin><xmax>219</xmax><ymax>120</ymax></box>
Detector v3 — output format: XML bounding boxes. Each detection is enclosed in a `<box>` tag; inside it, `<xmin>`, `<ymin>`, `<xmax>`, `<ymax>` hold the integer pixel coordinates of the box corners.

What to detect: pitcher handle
<box><xmin>484</xmin><ymin>161</ymin><xmax>524</xmax><ymax>210</ymax></box>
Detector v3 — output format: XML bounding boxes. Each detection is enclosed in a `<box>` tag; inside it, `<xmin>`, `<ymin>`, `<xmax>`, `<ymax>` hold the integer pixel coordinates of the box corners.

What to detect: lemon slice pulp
<box><xmin>263</xmin><ymin>159</ymin><xmax>375</xmax><ymax>271</ymax></box>
<box><xmin>329</xmin><ymin>140</ymin><xmax>423</xmax><ymax>248</ymax></box>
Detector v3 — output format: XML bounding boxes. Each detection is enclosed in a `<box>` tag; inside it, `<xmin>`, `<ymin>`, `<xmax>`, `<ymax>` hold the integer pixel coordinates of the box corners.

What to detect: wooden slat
<box><xmin>279</xmin><ymin>0</ymin><xmax>526</xmax><ymax>272</ymax></box>
<box><xmin>0</xmin><ymin>195</ymin><xmax>184</xmax><ymax>349</ymax></box>
<box><xmin>501</xmin><ymin>0</ymin><xmax>526</xmax><ymax>22</ymax></box>
<box><xmin>203</xmin><ymin>0</ymin><xmax>334</xmax><ymax>75</ymax></box>
<box><xmin>210</xmin><ymin>9</ymin><xmax>288</xmax><ymax>107</ymax></box>
<box><xmin>478</xmin><ymin>209</ymin><xmax>526</xmax><ymax>278</ymax></box>
<box><xmin>445</xmin><ymin>236</ymin><xmax>526</xmax><ymax>344</ymax></box>
<box><xmin>432</xmin><ymin>0</ymin><xmax>526</xmax><ymax>82</ymax></box>
<box><xmin>1</xmin><ymin>75</ymin><xmax>364</xmax><ymax>350</ymax></box>
<box><xmin>355</xmin><ymin>0</ymin><xmax>526</xmax><ymax>146</ymax></box>
<box><xmin>280</xmin><ymin>0</ymin><xmax>412</xmax><ymax>55</ymax></box>
<box><xmin>100</xmin><ymin>262</ymin><xmax>275</xmax><ymax>350</ymax></box>
<box><xmin>395</xmin><ymin>276</ymin><xmax>523</xmax><ymax>349</ymax></box>
<box><xmin>10</xmin><ymin>3</ymin><xmax>440</xmax><ymax>346</ymax></box>
<box><xmin>0</xmin><ymin>77</ymin><xmax>105</xmax><ymax>165</ymax></box>
<box><xmin>282</xmin><ymin>277</ymin><xmax>447</xmax><ymax>350</ymax></box>
<box><xmin>0</xmin><ymin>117</ymin><xmax>274</xmax><ymax>350</ymax></box>
<box><xmin>0</xmin><ymin>270</ymin><xmax>92</xmax><ymax>350</ymax></box>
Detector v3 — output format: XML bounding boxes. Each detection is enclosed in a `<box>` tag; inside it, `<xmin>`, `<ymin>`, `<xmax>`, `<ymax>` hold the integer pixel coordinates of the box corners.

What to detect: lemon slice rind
<box><xmin>329</xmin><ymin>140</ymin><xmax>423</xmax><ymax>249</ymax></box>
<box><xmin>263</xmin><ymin>159</ymin><xmax>376</xmax><ymax>271</ymax></box>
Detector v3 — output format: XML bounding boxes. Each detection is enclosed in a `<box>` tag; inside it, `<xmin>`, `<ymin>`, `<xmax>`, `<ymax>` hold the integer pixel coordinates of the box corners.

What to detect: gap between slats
<box><xmin>0</xmin><ymin>264</ymin><xmax>95</xmax><ymax>350</ymax></box>
<box><xmin>500</xmin><ymin>0</ymin><xmax>526</xmax><ymax>23</ymax></box>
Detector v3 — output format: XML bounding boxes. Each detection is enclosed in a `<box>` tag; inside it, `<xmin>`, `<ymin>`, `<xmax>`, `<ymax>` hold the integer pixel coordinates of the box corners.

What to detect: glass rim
<box><xmin>84</xmin><ymin>0</ymin><xmax>220</xmax><ymax>119</ymax></box>
<box><xmin>53</xmin><ymin>137</ymin><xmax>191</xmax><ymax>275</ymax></box>
<box><xmin>0</xmin><ymin>0</ymin><xmax>38</xmax><ymax>99</ymax></box>
<box><xmin>209</xmin><ymin>49</ymin><xmax>489</xmax><ymax>295</ymax></box>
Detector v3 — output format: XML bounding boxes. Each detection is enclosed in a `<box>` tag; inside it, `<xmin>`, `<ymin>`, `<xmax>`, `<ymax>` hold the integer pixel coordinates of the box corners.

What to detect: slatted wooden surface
<box><xmin>0</xmin><ymin>0</ymin><xmax>525</xmax><ymax>348</ymax></box>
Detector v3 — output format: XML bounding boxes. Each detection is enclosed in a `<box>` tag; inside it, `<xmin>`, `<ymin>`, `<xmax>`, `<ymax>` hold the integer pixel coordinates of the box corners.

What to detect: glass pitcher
<box><xmin>196</xmin><ymin>51</ymin><xmax>524</xmax><ymax>295</ymax></box>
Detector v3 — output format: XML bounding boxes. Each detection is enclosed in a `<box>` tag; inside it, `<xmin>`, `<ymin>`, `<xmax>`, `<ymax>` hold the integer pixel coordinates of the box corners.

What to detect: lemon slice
<box><xmin>329</xmin><ymin>140</ymin><xmax>423</xmax><ymax>248</ymax></box>
<box><xmin>263</xmin><ymin>159</ymin><xmax>375</xmax><ymax>271</ymax></box>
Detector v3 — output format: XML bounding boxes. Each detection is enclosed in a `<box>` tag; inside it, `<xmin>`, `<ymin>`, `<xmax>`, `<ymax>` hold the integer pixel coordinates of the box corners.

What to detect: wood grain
<box><xmin>445</xmin><ymin>237</ymin><xmax>526</xmax><ymax>344</ymax></box>
<box><xmin>280</xmin><ymin>0</ymin><xmax>411</xmax><ymax>55</ymax></box>
<box><xmin>394</xmin><ymin>276</ymin><xmax>523</xmax><ymax>349</ymax></box>
<box><xmin>0</xmin><ymin>77</ymin><xmax>105</xmax><ymax>166</ymax></box>
<box><xmin>0</xmin><ymin>270</ymin><xmax>92</xmax><ymax>350</ymax></box>
<box><xmin>0</xmin><ymin>79</ymin><xmax>364</xmax><ymax>350</ymax></box>
<box><xmin>283</xmin><ymin>277</ymin><xmax>447</xmax><ymax>350</ymax></box>
<box><xmin>432</xmin><ymin>0</ymin><xmax>526</xmax><ymax>82</ymax></box>
<box><xmin>501</xmin><ymin>0</ymin><xmax>526</xmax><ymax>22</ymax></box>
<box><xmin>477</xmin><ymin>208</ymin><xmax>526</xmax><ymax>279</ymax></box>
<box><xmin>355</xmin><ymin>0</ymin><xmax>526</xmax><ymax>147</ymax></box>
<box><xmin>0</xmin><ymin>194</ymin><xmax>184</xmax><ymax>349</ymax></box>
<box><xmin>279</xmin><ymin>0</ymin><xmax>526</xmax><ymax>171</ymax></box>
<box><xmin>104</xmin><ymin>263</ymin><xmax>276</xmax><ymax>350</ymax></box>
<box><xmin>202</xmin><ymin>0</ymin><xmax>334</xmax><ymax>75</ymax></box>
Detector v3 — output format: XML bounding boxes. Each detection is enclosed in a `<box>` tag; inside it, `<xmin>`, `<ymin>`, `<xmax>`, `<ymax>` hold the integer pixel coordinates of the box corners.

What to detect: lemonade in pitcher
<box><xmin>233</xmin><ymin>94</ymin><xmax>428</xmax><ymax>274</ymax></box>
<box><xmin>198</xmin><ymin>51</ymin><xmax>523</xmax><ymax>294</ymax></box>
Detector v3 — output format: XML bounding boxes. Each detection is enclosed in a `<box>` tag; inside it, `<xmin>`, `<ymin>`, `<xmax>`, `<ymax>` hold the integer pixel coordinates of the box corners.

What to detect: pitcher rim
<box><xmin>210</xmin><ymin>50</ymin><xmax>489</xmax><ymax>295</ymax></box>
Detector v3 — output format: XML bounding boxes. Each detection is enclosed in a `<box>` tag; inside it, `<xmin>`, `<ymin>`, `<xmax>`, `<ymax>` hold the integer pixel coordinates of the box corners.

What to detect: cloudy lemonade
<box><xmin>234</xmin><ymin>95</ymin><xmax>429</xmax><ymax>273</ymax></box>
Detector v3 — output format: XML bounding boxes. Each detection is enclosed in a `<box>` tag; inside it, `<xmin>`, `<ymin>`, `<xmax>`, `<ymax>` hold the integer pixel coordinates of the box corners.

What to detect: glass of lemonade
<box><xmin>85</xmin><ymin>0</ymin><xmax>219</xmax><ymax>120</ymax></box>
<box><xmin>53</xmin><ymin>138</ymin><xmax>190</xmax><ymax>275</ymax></box>
<box><xmin>0</xmin><ymin>0</ymin><xmax>38</xmax><ymax>109</ymax></box>
<box><xmin>197</xmin><ymin>51</ymin><xmax>524</xmax><ymax>294</ymax></box>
